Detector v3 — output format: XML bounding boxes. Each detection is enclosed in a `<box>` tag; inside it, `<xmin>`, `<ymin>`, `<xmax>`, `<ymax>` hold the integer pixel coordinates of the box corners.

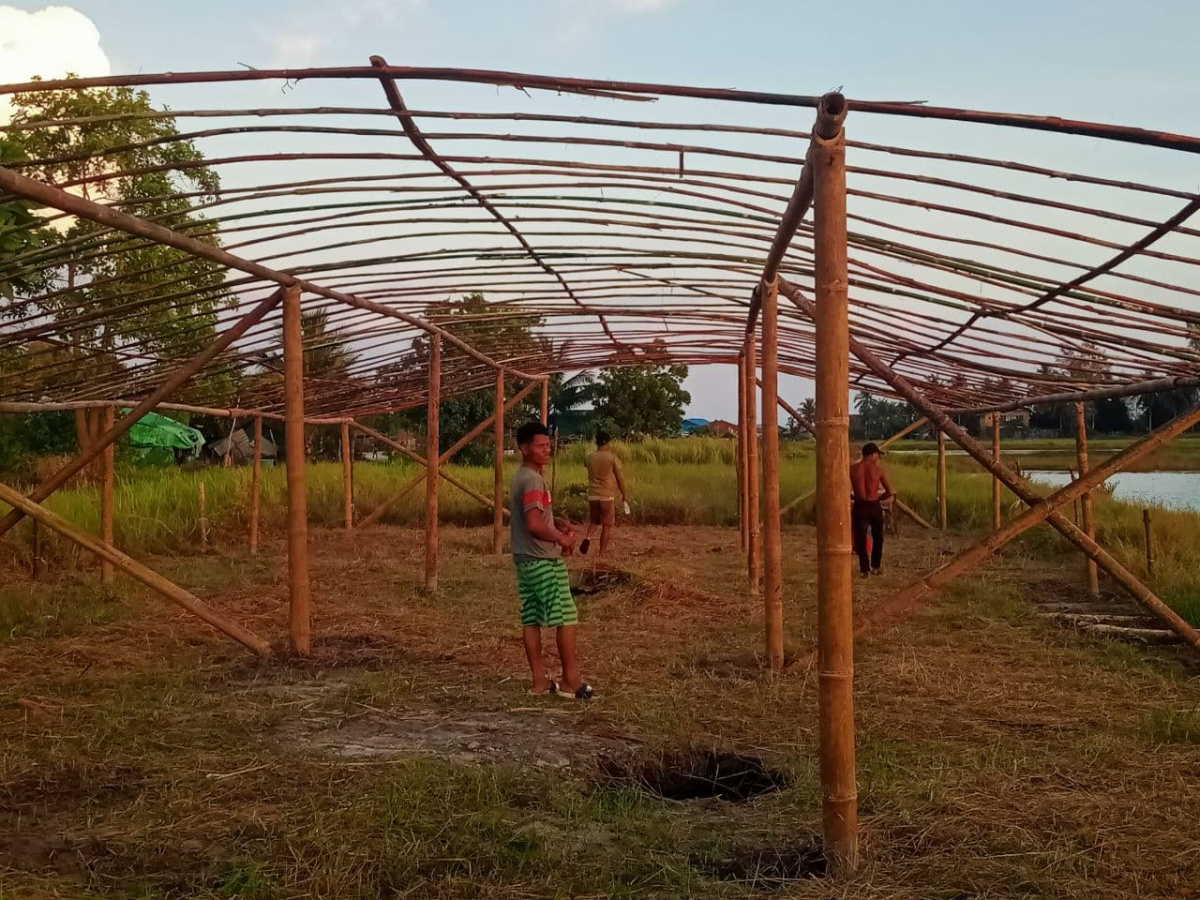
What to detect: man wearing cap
<box><xmin>850</xmin><ymin>442</ymin><xmax>894</xmax><ymax>577</ymax></box>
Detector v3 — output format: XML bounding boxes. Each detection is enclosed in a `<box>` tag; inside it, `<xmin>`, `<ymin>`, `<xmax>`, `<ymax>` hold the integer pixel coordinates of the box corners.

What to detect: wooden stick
<box><xmin>0</xmin><ymin>480</ymin><xmax>271</xmax><ymax>656</ymax></box>
<box><xmin>1143</xmin><ymin>509</ymin><xmax>1155</xmax><ymax>577</ymax></box>
<box><xmin>745</xmin><ymin>333</ymin><xmax>761</xmax><ymax>590</ymax></box>
<box><xmin>737</xmin><ymin>354</ymin><xmax>748</xmax><ymax>553</ymax></box>
<box><xmin>936</xmin><ymin>430</ymin><xmax>947</xmax><ymax>529</ymax></box>
<box><xmin>992</xmin><ymin>414</ymin><xmax>1002</xmax><ymax>531</ymax></box>
<box><xmin>427</xmin><ymin>335</ymin><xmax>441</xmax><ymax>592</ymax></box>
<box><xmin>249</xmin><ymin>414</ymin><xmax>263</xmax><ymax>554</ymax></box>
<box><xmin>893</xmin><ymin>497</ymin><xmax>932</xmax><ymax>530</ymax></box>
<box><xmin>282</xmin><ymin>283</ymin><xmax>311</xmax><ymax>656</ymax></box>
<box><xmin>1075</xmin><ymin>403</ymin><xmax>1099</xmax><ymax>597</ymax></box>
<box><xmin>357</xmin><ymin>380</ymin><xmax>536</xmax><ymax>529</ymax></box>
<box><xmin>761</xmin><ymin>278</ymin><xmax>784</xmax><ymax>671</ymax></box>
<box><xmin>198</xmin><ymin>481</ymin><xmax>209</xmax><ymax>551</ymax></box>
<box><xmin>342</xmin><ymin>421</ymin><xmax>355</xmax><ymax>532</ymax></box>
<box><xmin>0</xmin><ymin>288</ymin><xmax>284</xmax><ymax>540</ymax></box>
<box><xmin>494</xmin><ymin>370</ymin><xmax>505</xmax><ymax>555</ymax></box>
<box><xmin>811</xmin><ymin>100</ymin><xmax>858</xmax><ymax>872</ymax></box>
<box><xmin>540</xmin><ymin>378</ymin><xmax>549</xmax><ymax>425</ymax></box>
<box><xmin>101</xmin><ymin>405</ymin><xmax>115</xmax><ymax>584</ymax></box>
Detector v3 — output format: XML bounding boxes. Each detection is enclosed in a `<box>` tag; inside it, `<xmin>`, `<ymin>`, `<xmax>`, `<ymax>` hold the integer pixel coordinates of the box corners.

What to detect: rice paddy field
<box><xmin>2</xmin><ymin>438</ymin><xmax>1199</xmax><ymax>898</ymax></box>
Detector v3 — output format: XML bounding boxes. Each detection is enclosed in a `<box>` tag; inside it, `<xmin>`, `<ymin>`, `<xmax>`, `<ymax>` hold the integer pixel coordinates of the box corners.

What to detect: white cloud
<box><xmin>0</xmin><ymin>5</ymin><xmax>111</xmax><ymax>123</ymax></box>
<box><xmin>261</xmin><ymin>0</ymin><xmax>425</xmax><ymax>65</ymax></box>
<box><xmin>610</xmin><ymin>0</ymin><xmax>679</xmax><ymax>12</ymax></box>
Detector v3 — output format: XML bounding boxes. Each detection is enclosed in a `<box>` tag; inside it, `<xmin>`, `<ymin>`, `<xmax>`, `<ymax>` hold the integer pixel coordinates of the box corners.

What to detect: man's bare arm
<box><xmin>526</xmin><ymin>508</ymin><xmax>575</xmax><ymax>549</ymax></box>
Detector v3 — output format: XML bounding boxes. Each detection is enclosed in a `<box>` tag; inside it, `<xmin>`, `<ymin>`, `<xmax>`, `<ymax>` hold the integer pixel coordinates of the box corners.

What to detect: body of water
<box><xmin>1027</xmin><ymin>470</ymin><xmax>1200</xmax><ymax>513</ymax></box>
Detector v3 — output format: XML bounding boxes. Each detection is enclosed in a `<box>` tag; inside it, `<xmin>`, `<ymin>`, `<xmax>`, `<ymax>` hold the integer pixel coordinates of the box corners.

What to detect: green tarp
<box><xmin>124</xmin><ymin>409</ymin><xmax>205</xmax><ymax>454</ymax></box>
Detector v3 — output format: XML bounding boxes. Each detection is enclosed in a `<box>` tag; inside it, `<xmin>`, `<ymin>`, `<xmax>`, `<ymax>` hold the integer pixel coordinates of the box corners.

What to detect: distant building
<box><xmin>682</xmin><ymin>417</ymin><xmax>710</xmax><ymax>435</ymax></box>
<box><xmin>703</xmin><ymin>419</ymin><xmax>738</xmax><ymax>437</ymax></box>
<box><xmin>977</xmin><ymin>410</ymin><xmax>1031</xmax><ymax>436</ymax></box>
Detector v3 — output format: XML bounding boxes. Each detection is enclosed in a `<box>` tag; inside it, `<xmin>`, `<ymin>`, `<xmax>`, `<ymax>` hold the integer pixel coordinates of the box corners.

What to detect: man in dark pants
<box><xmin>850</xmin><ymin>442</ymin><xmax>894</xmax><ymax>577</ymax></box>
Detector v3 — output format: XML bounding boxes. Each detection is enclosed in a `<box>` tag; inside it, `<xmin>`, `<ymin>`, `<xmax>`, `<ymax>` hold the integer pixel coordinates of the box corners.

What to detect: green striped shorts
<box><xmin>516</xmin><ymin>559</ymin><xmax>578</xmax><ymax>627</ymax></box>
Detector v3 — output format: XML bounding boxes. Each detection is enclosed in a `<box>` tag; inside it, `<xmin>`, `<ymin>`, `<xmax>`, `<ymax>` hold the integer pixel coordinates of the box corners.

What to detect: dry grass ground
<box><xmin>2</xmin><ymin>523</ymin><xmax>1199</xmax><ymax>899</ymax></box>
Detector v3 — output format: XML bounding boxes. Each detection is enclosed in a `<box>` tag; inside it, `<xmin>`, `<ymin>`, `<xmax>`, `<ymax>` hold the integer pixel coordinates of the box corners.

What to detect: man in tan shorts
<box><xmin>580</xmin><ymin>430</ymin><xmax>628</xmax><ymax>557</ymax></box>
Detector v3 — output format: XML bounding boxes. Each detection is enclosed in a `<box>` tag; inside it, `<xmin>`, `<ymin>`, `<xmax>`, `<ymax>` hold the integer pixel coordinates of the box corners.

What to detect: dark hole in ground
<box><xmin>573</xmin><ymin>565</ymin><xmax>635</xmax><ymax>596</ymax></box>
<box><xmin>603</xmin><ymin>751</ymin><xmax>787</xmax><ymax>802</ymax></box>
<box><xmin>693</xmin><ymin>844</ymin><xmax>828</xmax><ymax>890</ymax></box>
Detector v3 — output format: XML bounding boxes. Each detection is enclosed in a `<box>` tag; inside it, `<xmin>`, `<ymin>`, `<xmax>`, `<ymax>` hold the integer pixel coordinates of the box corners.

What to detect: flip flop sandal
<box><xmin>529</xmin><ymin>679</ymin><xmax>560</xmax><ymax>697</ymax></box>
<box><xmin>579</xmin><ymin>538</ymin><xmax>591</xmax><ymax>556</ymax></box>
<box><xmin>556</xmin><ymin>683</ymin><xmax>594</xmax><ymax>701</ymax></box>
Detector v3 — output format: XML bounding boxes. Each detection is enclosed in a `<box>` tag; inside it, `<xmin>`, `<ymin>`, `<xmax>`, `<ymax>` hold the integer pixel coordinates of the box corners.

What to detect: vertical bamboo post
<box><xmin>101</xmin><ymin>405</ymin><xmax>115</xmax><ymax>583</ymax></box>
<box><xmin>426</xmin><ymin>335</ymin><xmax>442</xmax><ymax>591</ymax></box>
<box><xmin>282</xmin><ymin>283</ymin><xmax>311</xmax><ymax>656</ymax></box>
<box><xmin>992</xmin><ymin>414</ymin><xmax>1002</xmax><ymax>531</ymax></box>
<box><xmin>761</xmin><ymin>280</ymin><xmax>784</xmax><ymax>671</ymax></box>
<box><xmin>745</xmin><ymin>334</ymin><xmax>761</xmax><ymax>590</ymax></box>
<box><xmin>1143</xmin><ymin>509</ymin><xmax>1155</xmax><ymax>577</ymax></box>
<box><xmin>812</xmin><ymin>97</ymin><xmax>858</xmax><ymax>871</ymax></box>
<box><xmin>737</xmin><ymin>354</ymin><xmax>748</xmax><ymax>553</ymax></box>
<box><xmin>341</xmin><ymin>420</ymin><xmax>354</xmax><ymax>532</ymax></box>
<box><xmin>198</xmin><ymin>482</ymin><xmax>209</xmax><ymax>551</ymax></box>
<box><xmin>936</xmin><ymin>429</ymin><xmax>948</xmax><ymax>529</ymax></box>
<box><xmin>31</xmin><ymin>520</ymin><xmax>41</xmax><ymax>579</ymax></box>
<box><xmin>540</xmin><ymin>377</ymin><xmax>549</xmax><ymax>425</ymax></box>
<box><xmin>249</xmin><ymin>414</ymin><xmax>263</xmax><ymax>555</ymax></box>
<box><xmin>1074</xmin><ymin>403</ymin><xmax>1099</xmax><ymax>597</ymax></box>
<box><xmin>494</xmin><ymin>370</ymin><xmax>505</xmax><ymax>555</ymax></box>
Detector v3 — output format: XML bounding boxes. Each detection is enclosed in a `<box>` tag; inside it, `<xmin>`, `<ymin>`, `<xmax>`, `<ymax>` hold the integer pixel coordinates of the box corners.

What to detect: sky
<box><xmin>3</xmin><ymin>0</ymin><xmax>1200</xmax><ymax>420</ymax></box>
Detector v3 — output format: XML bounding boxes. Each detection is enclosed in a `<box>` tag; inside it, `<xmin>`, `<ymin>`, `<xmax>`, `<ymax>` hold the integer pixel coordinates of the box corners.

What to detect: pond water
<box><xmin>1026</xmin><ymin>470</ymin><xmax>1200</xmax><ymax>513</ymax></box>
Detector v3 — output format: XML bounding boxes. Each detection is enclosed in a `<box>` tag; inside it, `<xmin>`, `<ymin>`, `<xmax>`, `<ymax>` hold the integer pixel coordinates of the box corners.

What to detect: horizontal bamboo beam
<box><xmin>0</xmin><ymin>399</ymin><xmax>348</xmax><ymax>426</ymax></box>
<box><xmin>0</xmin><ymin>480</ymin><xmax>271</xmax><ymax>656</ymax></box>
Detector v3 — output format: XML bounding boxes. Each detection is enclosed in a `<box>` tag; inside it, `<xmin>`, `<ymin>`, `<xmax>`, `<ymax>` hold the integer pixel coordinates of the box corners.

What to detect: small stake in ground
<box><xmin>198</xmin><ymin>482</ymin><xmax>209</xmax><ymax>551</ymax></box>
<box><xmin>1143</xmin><ymin>509</ymin><xmax>1155</xmax><ymax>577</ymax></box>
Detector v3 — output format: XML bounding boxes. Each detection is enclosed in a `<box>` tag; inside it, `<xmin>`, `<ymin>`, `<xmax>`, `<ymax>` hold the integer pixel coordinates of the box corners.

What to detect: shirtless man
<box><xmin>849</xmin><ymin>442</ymin><xmax>894</xmax><ymax>577</ymax></box>
<box><xmin>579</xmin><ymin>430</ymin><xmax>628</xmax><ymax>558</ymax></box>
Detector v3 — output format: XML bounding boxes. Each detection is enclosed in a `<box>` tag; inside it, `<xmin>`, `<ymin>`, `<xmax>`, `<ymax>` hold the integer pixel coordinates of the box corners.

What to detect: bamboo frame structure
<box><xmin>811</xmin><ymin>95</ymin><xmax>858</xmax><ymax>872</ymax></box>
<box><xmin>992</xmin><ymin>415</ymin><xmax>1002</xmax><ymax>532</ymax></box>
<box><xmin>426</xmin><ymin>335</ymin><xmax>441</xmax><ymax>592</ymax></box>
<box><xmin>1075</xmin><ymin>402</ymin><xmax>1099</xmax><ymax>597</ymax></box>
<box><xmin>744</xmin><ymin>333</ymin><xmax>761</xmax><ymax>590</ymax></box>
<box><xmin>761</xmin><ymin>278</ymin><xmax>784</xmax><ymax>671</ymax></box>
<box><xmin>282</xmin><ymin>284</ymin><xmax>311</xmax><ymax>656</ymax></box>
<box><xmin>101</xmin><ymin>405</ymin><xmax>115</xmax><ymax>584</ymax></box>
<box><xmin>937</xmin><ymin>431</ymin><xmax>947</xmax><ymax>529</ymax></box>
<box><xmin>737</xmin><ymin>355</ymin><xmax>748</xmax><ymax>554</ymax></box>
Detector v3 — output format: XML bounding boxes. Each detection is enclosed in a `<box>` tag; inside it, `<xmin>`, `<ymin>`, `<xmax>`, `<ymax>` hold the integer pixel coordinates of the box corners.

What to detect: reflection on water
<box><xmin>1027</xmin><ymin>470</ymin><xmax>1200</xmax><ymax>513</ymax></box>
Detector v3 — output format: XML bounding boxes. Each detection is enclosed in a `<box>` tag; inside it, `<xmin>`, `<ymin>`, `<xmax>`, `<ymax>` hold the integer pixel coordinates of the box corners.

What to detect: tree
<box><xmin>7</xmin><ymin>82</ymin><xmax>229</xmax><ymax>452</ymax></box>
<box><xmin>852</xmin><ymin>392</ymin><xmax>916</xmax><ymax>440</ymax></box>
<box><xmin>0</xmin><ymin>137</ymin><xmax>53</xmax><ymax>300</ymax></box>
<box><xmin>590</xmin><ymin>352</ymin><xmax>690</xmax><ymax>439</ymax></box>
<box><xmin>547</xmin><ymin>371</ymin><xmax>596</xmax><ymax>437</ymax></box>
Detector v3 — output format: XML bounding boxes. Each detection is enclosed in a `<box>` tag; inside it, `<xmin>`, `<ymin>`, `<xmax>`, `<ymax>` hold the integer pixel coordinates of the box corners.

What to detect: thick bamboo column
<box><xmin>249</xmin><ymin>415</ymin><xmax>263</xmax><ymax>554</ymax></box>
<box><xmin>937</xmin><ymin>430</ymin><xmax>948</xmax><ymax>529</ymax></box>
<box><xmin>0</xmin><ymin>480</ymin><xmax>271</xmax><ymax>656</ymax></box>
<box><xmin>812</xmin><ymin>107</ymin><xmax>858</xmax><ymax>871</ymax></box>
<box><xmin>992</xmin><ymin>415</ymin><xmax>1002</xmax><ymax>531</ymax></box>
<box><xmin>1075</xmin><ymin>403</ymin><xmax>1099</xmax><ymax>597</ymax></box>
<box><xmin>426</xmin><ymin>335</ymin><xmax>442</xmax><ymax>592</ymax></box>
<box><xmin>494</xmin><ymin>370</ymin><xmax>505</xmax><ymax>555</ymax></box>
<box><xmin>744</xmin><ymin>334</ymin><xmax>761</xmax><ymax>590</ymax></box>
<box><xmin>101</xmin><ymin>405</ymin><xmax>115</xmax><ymax>584</ymax></box>
<box><xmin>761</xmin><ymin>279</ymin><xmax>784</xmax><ymax>671</ymax></box>
<box><xmin>282</xmin><ymin>283</ymin><xmax>311</xmax><ymax>656</ymax></box>
<box><xmin>342</xmin><ymin>420</ymin><xmax>354</xmax><ymax>532</ymax></box>
<box><xmin>540</xmin><ymin>377</ymin><xmax>549</xmax><ymax>425</ymax></box>
<box><xmin>737</xmin><ymin>355</ymin><xmax>748</xmax><ymax>553</ymax></box>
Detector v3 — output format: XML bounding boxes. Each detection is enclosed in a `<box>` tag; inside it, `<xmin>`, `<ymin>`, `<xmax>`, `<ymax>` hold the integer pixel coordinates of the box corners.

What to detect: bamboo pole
<box><xmin>737</xmin><ymin>354</ymin><xmax>748</xmax><ymax>553</ymax></box>
<box><xmin>31</xmin><ymin>521</ymin><xmax>41</xmax><ymax>579</ymax></box>
<box><xmin>0</xmin><ymin>288</ymin><xmax>284</xmax><ymax>540</ymax></box>
<box><xmin>198</xmin><ymin>482</ymin><xmax>209</xmax><ymax>551</ymax></box>
<box><xmin>783</xmin><ymin>277</ymin><xmax>1200</xmax><ymax>654</ymax></box>
<box><xmin>540</xmin><ymin>378</ymin><xmax>549</xmax><ymax>425</ymax></box>
<box><xmin>937</xmin><ymin>430</ymin><xmax>948</xmax><ymax>529</ymax></box>
<box><xmin>894</xmin><ymin>497</ymin><xmax>932</xmax><ymax>530</ymax></box>
<box><xmin>992</xmin><ymin>414</ymin><xmax>1002</xmax><ymax>531</ymax></box>
<box><xmin>342</xmin><ymin>420</ymin><xmax>355</xmax><ymax>532</ymax></box>
<box><xmin>494</xmin><ymin>370</ymin><xmax>505</xmax><ymax>555</ymax></box>
<box><xmin>745</xmin><ymin>333</ymin><xmax>761</xmax><ymax>590</ymax></box>
<box><xmin>1075</xmin><ymin>403</ymin><xmax>1099</xmax><ymax>597</ymax></box>
<box><xmin>282</xmin><ymin>283</ymin><xmax>311</xmax><ymax>656</ymax></box>
<box><xmin>811</xmin><ymin>98</ymin><xmax>858</xmax><ymax>872</ymax></box>
<box><xmin>249</xmin><ymin>415</ymin><xmax>263</xmax><ymax>554</ymax></box>
<box><xmin>101</xmin><ymin>405</ymin><xmax>115</xmax><ymax>584</ymax></box>
<box><xmin>357</xmin><ymin>380</ymin><xmax>537</xmax><ymax>528</ymax></box>
<box><xmin>0</xmin><ymin>480</ymin><xmax>271</xmax><ymax>656</ymax></box>
<box><xmin>426</xmin><ymin>335</ymin><xmax>442</xmax><ymax>592</ymax></box>
<box><xmin>761</xmin><ymin>278</ymin><xmax>784</xmax><ymax>671</ymax></box>
<box><xmin>1143</xmin><ymin>509</ymin><xmax>1155</xmax><ymax>577</ymax></box>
